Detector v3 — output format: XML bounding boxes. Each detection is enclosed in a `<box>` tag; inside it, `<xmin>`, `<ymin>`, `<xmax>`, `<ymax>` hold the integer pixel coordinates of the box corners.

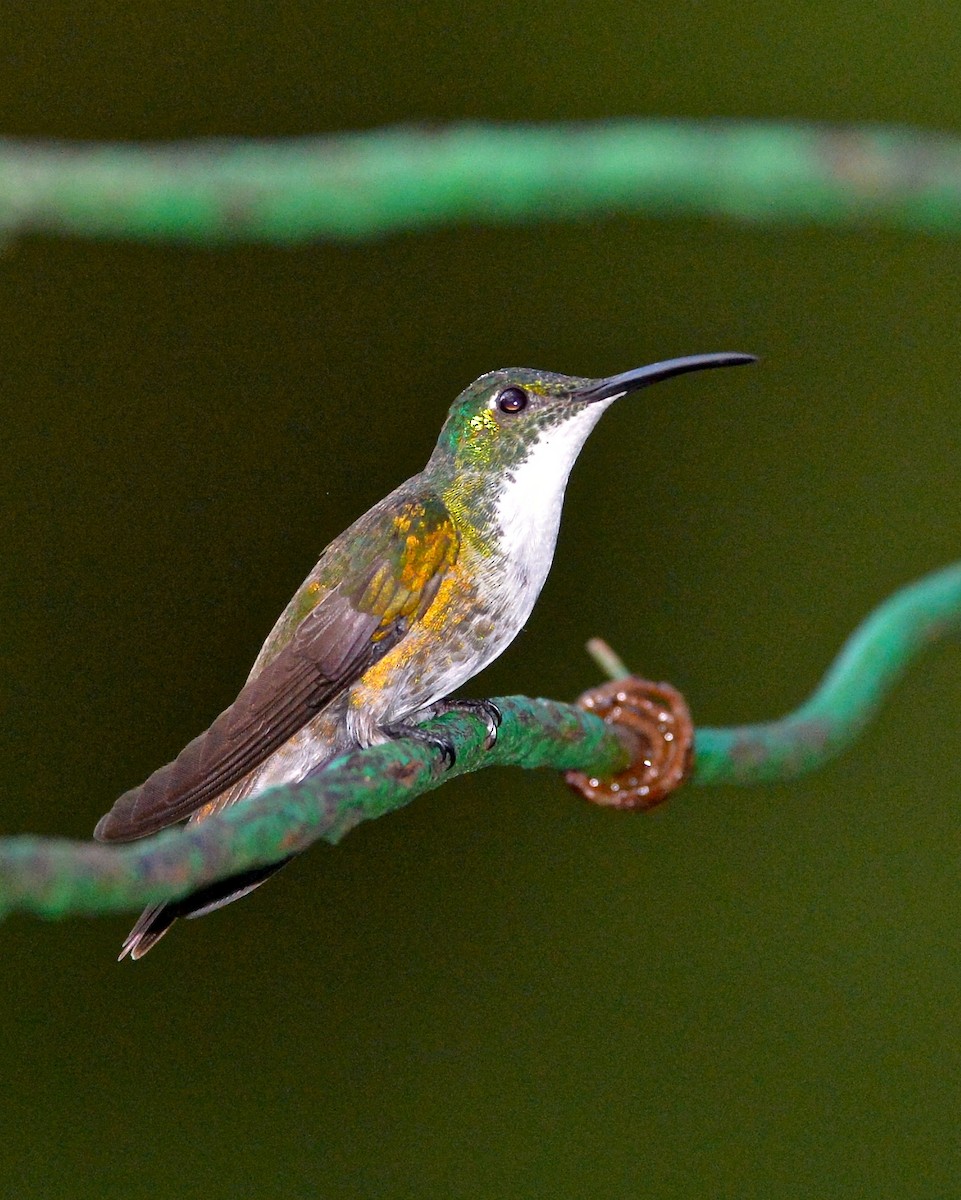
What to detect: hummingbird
<box><xmin>95</xmin><ymin>352</ymin><xmax>755</xmax><ymax>958</ymax></box>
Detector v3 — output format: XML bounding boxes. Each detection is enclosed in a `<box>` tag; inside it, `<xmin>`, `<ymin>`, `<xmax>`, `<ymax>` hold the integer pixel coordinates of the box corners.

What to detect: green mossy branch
<box><xmin>5</xmin><ymin>121</ymin><xmax>961</xmax><ymax>244</ymax></box>
<box><xmin>694</xmin><ymin>561</ymin><xmax>961</xmax><ymax>784</ymax></box>
<box><xmin>1</xmin><ymin>561</ymin><xmax>960</xmax><ymax>922</ymax></box>
<box><xmin>0</xmin><ymin>698</ymin><xmax>630</xmax><ymax>920</ymax></box>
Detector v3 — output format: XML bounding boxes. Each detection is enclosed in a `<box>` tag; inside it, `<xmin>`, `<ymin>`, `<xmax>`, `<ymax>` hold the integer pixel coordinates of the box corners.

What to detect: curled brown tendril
<box><xmin>564</xmin><ymin>677</ymin><xmax>694</xmax><ymax>810</ymax></box>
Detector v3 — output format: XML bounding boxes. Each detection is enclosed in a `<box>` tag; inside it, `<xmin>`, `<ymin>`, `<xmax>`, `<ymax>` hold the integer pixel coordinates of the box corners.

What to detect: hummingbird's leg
<box><xmin>381</xmin><ymin>722</ymin><xmax>458</xmax><ymax>770</ymax></box>
<box><xmin>420</xmin><ymin>699</ymin><xmax>502</xmax><ymax>749</ymax></box>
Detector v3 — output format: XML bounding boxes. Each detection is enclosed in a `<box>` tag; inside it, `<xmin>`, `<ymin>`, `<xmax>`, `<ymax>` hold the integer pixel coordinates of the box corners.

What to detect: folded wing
<box><xmin>95</xmin><ymin>490</ymin><xmax>459</xmax><ymax>841</ymax></box>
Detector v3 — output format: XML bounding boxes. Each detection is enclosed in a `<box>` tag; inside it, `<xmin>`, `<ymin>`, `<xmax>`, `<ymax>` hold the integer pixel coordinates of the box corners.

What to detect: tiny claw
<box><xmin>472</xmin><ymin>700</ymin><xmax>502</xmax><ymax>749</ymax></box>
<box><xmin>383</xmin><ymin>723</ymin><xmax>457</xmax><ymax>771</ymax></box>
<box><xmin>429</xmin><ymin>733</ymin><xmax>457</xmax><ymax>770</ymax></box>
<box><xmin>432</xmin><ymin>699</ymin><xmax>501</xmax><ymax>750</ymax></box>
<box><xmin>564</xmin><ymin>677</ymin><xmax>694</xmax><ymax>810</ymax></box>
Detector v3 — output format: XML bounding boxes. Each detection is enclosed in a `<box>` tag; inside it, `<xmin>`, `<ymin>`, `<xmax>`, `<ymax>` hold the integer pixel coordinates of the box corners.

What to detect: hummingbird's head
<box><xmin>430</xmin><ymin>353</ymin><xmax>756</xmax><ymax>481</ymax></box>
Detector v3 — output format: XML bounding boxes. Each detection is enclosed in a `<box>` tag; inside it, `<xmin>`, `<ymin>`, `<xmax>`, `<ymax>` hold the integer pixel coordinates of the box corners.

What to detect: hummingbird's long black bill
<box><xmin>575</xmin><ymin>352</ymin><xmax>757</xmax><ymax>403</ymax></box>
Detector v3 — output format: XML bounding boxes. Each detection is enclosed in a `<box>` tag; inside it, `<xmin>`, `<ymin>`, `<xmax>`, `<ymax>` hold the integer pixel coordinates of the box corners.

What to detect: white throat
<box><xmin>493</xmin><ymin>398</ymin><xmax>615</xmax><ymax>608</ymax></box>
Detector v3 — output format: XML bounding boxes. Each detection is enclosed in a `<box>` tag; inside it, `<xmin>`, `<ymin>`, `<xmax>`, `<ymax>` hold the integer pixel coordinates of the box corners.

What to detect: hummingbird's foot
<box><xmin>382</xmin><ymin>722</ymin><xmax>457</xmax><ymax>770</ymax></box>
<box><xmin>434</xmin><ymin>699</ymin><xmax>502</xmax><ymax>749</ymax></box>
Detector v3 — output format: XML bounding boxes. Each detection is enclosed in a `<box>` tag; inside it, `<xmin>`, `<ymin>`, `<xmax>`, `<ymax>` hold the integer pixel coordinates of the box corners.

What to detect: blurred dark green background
<box><xmin>2</xmin><ymin>4</ymin><xmax>961</xmax><ymax>1198</ymax></box>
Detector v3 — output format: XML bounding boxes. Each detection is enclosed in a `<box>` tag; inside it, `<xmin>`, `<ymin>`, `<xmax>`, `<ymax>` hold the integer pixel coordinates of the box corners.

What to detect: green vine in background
<box><xmin>4</xmin><ymin>120</ymin><xmax>961</xmax><ymax>243</ymax></box>
<box><xmin>1</xmin><ymin>561</ymin><xmax>959</xmax><ymax>921</ymax></box>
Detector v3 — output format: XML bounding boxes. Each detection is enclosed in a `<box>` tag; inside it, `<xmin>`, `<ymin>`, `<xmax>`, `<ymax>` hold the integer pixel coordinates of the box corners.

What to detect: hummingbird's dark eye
<box><xmin>497</xmin><ymin>387</ymin><xmax>528</xmax><ymax>414</ymax></box>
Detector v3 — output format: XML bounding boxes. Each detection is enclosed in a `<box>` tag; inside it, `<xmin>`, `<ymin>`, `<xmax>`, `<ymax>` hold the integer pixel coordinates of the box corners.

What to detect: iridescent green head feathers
<box><xmin>429</xmin><ymin>353</ymin><xmax>756</xmax><ymax>476</ymax></box>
